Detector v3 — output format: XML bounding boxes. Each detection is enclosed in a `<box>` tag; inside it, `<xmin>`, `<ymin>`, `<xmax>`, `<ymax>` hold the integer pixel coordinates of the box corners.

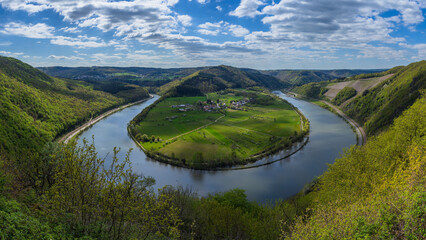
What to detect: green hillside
<box><xmin>161</xmin><ymin>65</ymin><xmax>285</xmax><ymax>96</ymax></box>
<box><xmin>262</xmin><ymin>69</ymin><xmax>384</xmax><ymax>85</ymax></box>
<box><xmin>291</xmin><ymin>61</ymin><xmax>426</xmax><ymax>136</ymax></box>
<box><xmin>285</xmin><ymin>94</ymin><xmax>425</xmax><ymax>239</ymax></box>
<box><xmin>344</xmin><ymin>61</ymin><xmax>426</xmax><ymax>135</ymax></box>
<box><xmin>38</xmin><ymin>66</ymin><xmax>204</xmax><ymax>87</ymax></box>
<box><xmin>0</xmin><ymin>56</ymin><xmax>148</xmax><ymax>154</ymax></box>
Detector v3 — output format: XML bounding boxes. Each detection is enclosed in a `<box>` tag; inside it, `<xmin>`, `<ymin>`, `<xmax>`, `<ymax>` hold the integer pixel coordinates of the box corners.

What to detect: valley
<box><xmin>1</xmin><ymin>1</ymin><xmax>425</xmax><ymax>238</ymax></box>
<box><xmin>0</xmin><ymin>56</ymin><xmax>424</xmax><ymax>239</ymax></box>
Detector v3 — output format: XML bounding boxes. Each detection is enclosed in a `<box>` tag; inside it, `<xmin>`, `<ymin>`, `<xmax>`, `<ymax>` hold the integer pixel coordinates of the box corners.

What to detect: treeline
<box><xmin>332</xmin><ymin>86</ymin><xmax>357</xmax><ymax>105</ymax></box>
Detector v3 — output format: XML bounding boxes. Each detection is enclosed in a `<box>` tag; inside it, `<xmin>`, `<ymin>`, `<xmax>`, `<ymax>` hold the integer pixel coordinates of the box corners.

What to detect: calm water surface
<box><xmin>77</xmin><ymin>91</ymin><xmax>356</xmax><ymax>202</ymax></box>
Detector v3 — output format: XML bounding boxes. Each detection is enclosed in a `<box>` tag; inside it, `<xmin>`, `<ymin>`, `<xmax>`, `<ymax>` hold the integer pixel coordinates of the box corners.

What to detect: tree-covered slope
<box><xmin>285</xmin><ymin>94</ymin><xmax>425</xmax><ymax>239</ymax></box>
<box><xmin>262</xmin><ymin>69</ymin><xmax>384</xmax><ymax>86</ymax></box>
<box><xmin>161</xmin><ymin>65</ymin><xmax>285</xmax><ymax>96</ymax></box>
<box><xmin>39</xmin><ymin>66</ymin><xmax>204</xmax><ymax>87</ymax></box>
<box><xmin>344</xmin><ymin>60</ymin><xmax>426</xmax><ymax>135</ymax></box>
<box><xmin>0</xmin><ymin>56</ymin><xmax>144</xmax><ymax>154</ymax></box>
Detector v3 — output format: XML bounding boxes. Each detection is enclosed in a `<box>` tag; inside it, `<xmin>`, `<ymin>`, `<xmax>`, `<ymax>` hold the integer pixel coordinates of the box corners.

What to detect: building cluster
<box><xmin>170</xmin><ymin>98</ymin><xmax>251</xmax><ymax>113</ymax></box>
<box><xmin>171</xmin><ymin>104</ymin><xmax>193</xmax><ymax>112</ymax></box>
<box><xmin>229</xmin><ymin>99</ymin><xmax>249</xmax><ymax>110</ymax></box>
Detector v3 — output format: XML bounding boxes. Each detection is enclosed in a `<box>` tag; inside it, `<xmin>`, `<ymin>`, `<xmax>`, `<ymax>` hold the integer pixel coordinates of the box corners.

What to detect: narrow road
<box><xmin>286</xmin><ymin>91</ymin><xmax>366</xmax><ymax>145</ymax></box>
<box><xmin>58</xmin><ymin>96</ymin><xmax>153</xmax><ymax>144</ymax></box>
<box><xmin>320</xmin><ymin>100</ymin><xmax>367</xmax><ymax>145</ymax></box>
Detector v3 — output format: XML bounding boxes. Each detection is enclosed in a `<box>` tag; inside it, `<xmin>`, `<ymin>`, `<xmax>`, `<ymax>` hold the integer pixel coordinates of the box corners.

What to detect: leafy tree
<box><xmin>41</xmin><ymin>139</ymin><xmax>181</xmax><ymax>239</ymax></box>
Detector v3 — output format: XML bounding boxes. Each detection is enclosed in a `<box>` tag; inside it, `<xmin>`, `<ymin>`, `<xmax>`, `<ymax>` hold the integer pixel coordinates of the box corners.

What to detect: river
<box><xmin>77</xmin><ymin>91</ymin><xmax>356</xmax><ymax>202</ymax></box>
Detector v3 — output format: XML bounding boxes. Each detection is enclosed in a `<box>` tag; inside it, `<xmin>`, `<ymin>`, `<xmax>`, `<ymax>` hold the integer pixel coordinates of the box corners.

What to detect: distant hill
<box><xmin>262</xmin><ymin>69</ymin><xmax>385</xmax><ymax>86</ymax></box>
<box><xmin>161</xmin><ymin>65</ymin><xmax>286</xmax><ymax>96</ymax></box>
<box><xmin>0</xmin><ymin>56</ymin><xmax>148</xmax><ymax>154</ymax></box>
<box><xmin>38</xmin><ymin>66</ymin><xmax>204</xmax><ymax>87</ymax></box>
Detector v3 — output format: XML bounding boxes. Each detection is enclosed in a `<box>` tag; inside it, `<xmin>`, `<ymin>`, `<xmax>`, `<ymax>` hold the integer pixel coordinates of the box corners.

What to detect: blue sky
<box><xmin>0</xmin><ymin>0</ymin><xmax>425</xmax><ymax>69</ymax></box>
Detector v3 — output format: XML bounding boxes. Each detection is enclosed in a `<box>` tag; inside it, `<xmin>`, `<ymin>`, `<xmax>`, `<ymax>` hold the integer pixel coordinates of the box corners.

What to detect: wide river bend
<box><xmin>77</xmin><ymin>91</ymin><xmax>356</xmax><ymax>202</ymax></box>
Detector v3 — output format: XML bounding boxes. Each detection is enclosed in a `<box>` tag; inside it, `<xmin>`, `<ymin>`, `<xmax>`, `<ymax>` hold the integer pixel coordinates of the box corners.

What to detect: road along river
<box><xmin>76</xmin><ymin>91</ymin><xmax>356</xmax><ymax>202</ymax></box>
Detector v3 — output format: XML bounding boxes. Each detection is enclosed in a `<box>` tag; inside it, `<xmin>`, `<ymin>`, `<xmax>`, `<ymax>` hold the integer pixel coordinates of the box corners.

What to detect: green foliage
<box><xmin>39</xmin><ymin>66</ymin><xmax>203</xmax><ymax>87</ymax></box>
<box><xmin>161</xmin><ymin>65</ymin><xmax>285</xmax><ymax>97</ymax></box>
<box><xmin>344</xmin><ymin>60</ymin><xmax>426</xmax><ymax>135</ymax></box>
<box><xmin>332</xmin><ymin>86</ymin><xmax>357</xmax><ymax>105</ymax></box>
<box><xmin>40</xmin><ymin>139</ymin><xmax>181</xmax><ymax>239</ymax></box>
<box><xmin>262</xmin><ymin>69</ymin><xmax>383</xmax><ymax>86</ymax></box>
<box><xmin>162</xmin><ymin>186</ymin><xmax>283</xmax><ymax>240</ymax></box>
<box><xmin>292</xmin><ymin>82</ymin><xmax>328</xmax><ymax>99</ymax></box>
<box><xmin>285</xmin><ymin>95</ymin><xmax>425</xmax><ymax>239</ymax></box>
<box><xmin>0</xmin><ymin>197</ymin><xmax>71</xmax><ymax>239</ymax></box>
<box><xmin>0</xmin><ymin>56</ymin><xmax>125</xmax><ymax>154</ymax></box>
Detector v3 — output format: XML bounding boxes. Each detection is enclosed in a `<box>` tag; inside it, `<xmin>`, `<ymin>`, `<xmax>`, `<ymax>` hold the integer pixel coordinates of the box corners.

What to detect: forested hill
<box><xmin>0</xmin><ymin>56</ymin><xmax>147</xmax><ymax>154</ymax></box>
<box><xmin>161</xmin><ymin>65</ymin><xmax>286</xmax><ymax>96</ymax></box>
<box><xmin>38</xmin><ymin>66</ymin><xmax>204</xmax><ymax>87</ymax></box>
<box><xmin>344</xmin><ymin>60</ymin><xmax>426</xmax><ymax>135</ymax></box>
<box><xmin>262</xmin><ymin>69</ymin><xmax>385</xmax><ymax>86</ymax></box>
<box><xmin>291</xmin><ymin>60</ymin><xmax>425</xmax><ymax>136</ymax></box>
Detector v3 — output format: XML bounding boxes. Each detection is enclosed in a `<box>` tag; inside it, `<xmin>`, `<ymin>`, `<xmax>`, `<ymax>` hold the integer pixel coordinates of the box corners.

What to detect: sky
<box><xmin>0</xmin><ymin>0</ymin><xmax>425</xmax><ymax>70</ymax></box>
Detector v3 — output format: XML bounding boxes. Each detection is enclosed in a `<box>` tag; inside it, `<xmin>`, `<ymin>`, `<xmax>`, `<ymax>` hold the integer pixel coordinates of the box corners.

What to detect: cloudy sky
<box><xmin>0</xmin><ymin>0</ymin><xmax>425</xmax><ymax>69</ymax></box>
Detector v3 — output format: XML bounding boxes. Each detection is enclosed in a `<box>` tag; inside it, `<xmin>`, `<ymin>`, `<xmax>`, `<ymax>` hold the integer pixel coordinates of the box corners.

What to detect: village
<box><xmin>170</xmin><ymin>98</ymin><xmax>251</xmax><ymax>112</ymax></box>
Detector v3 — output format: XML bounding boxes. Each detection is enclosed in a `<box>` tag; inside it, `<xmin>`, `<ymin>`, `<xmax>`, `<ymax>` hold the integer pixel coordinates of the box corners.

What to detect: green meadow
<box><xmin>134</xmin><ymin>90</ymin><xmax>303</xmax><ymax>168</ymax></box>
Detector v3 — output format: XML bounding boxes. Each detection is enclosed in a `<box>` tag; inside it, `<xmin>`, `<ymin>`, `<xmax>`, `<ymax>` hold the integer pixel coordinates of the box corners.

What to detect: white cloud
<box><xmin>60</xmin><ymin>27</ymin><xmax>82</xmax><ymax>33</ymax></box>
<box><xmin>196</xmin><ymin>0</ymin><xmax>209</xmax><ymax>4</ymax></box>
<box><xmin>228</xmin><ymin>24</ymin><xmax>249</xmax><ymax>37</ymax></box>
<box><xmin>0</xmin><ymin>23</ymin><xmax>54</xmax><ymax>39</ymax></box>
<box><xmin>0</xmin><ymin>0</ymin><xmax>425</xmax><ymax>68</ymax></box>
<box><xmin>50</xmin><ymin>36</ymin><xmax>112</xmax><ymax>48</ymax></box>
<box><xmin>91</xmin><ymin>53</ymin><xmax>122</xmax><ymax>61</ymax></box>
<box><xmin>48</xmin><ymin>55</ymin><xmax>84</xmax><ymax>61</ymax></box>
<box><xmin>198</xmin><ymin>21</ymin><xmax>250</xmax><ymax>37</ymax></box>
<box><xmin>229</xmin><ymin>0</ymin><xmax>265</xmax><ymax>18</ymax></box>
<box><xmin>0</xmin><ymin>51</ymin><xmax>24</xmax><ymax>57</ymax></box>
<box><xmin>178</xmin><ymin>15</ymin><xmax>192</xmax><ymax>27</ymax></box>
<box><xmin>0</xmin><ymin>42</ymin><xmax>12</xmax><ymax>46</ymax></box>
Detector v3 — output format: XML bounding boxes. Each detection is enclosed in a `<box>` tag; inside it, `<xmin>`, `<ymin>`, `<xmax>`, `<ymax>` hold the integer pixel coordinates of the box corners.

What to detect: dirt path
<box><xmin>320</xmin><ymin>100</ymin><xmax>367</xmax><ymax>145</ymax></box>
<box><xmin>58</xmin><ymin>96</ymin><xmax>153</xmax><ymax>144</ymax></box>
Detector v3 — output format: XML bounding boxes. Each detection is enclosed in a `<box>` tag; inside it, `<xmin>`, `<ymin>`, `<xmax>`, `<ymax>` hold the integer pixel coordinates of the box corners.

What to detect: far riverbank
<box><xmin>58</xmin><ymin>95</ymin><xmax>153</xmax><ymax>144</ymax></box>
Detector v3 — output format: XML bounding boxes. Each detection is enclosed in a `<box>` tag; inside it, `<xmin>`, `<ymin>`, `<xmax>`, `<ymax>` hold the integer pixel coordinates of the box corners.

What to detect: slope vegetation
<box><xmin>0</xmin><ymin>56</ymin><xmax>147</xmax><ymax>154</ymax></box>
<box><xmin>291</xmin><ymin>61</ymin><xmax>425</xmax><ymax>136</ymax></box>
<box><xmin>285</xmin><ymin>94</ymin><xmax>425</xmax><ymax>239</ymax></box>
<box><xmin>262</xmin><ymin>69</ymin><xmax>384</xmax><ymax>86</ymax></box>
<box><xmin>160</xmin><ymin>65</ymin><xmax>285</xmax><ymax>96</ymax></box>
<box><xmin>39</xmin><ymin>66</ymin><xmax>203</xmax><ymax>87</ymax></box>
<box><xmin>344</xmin><ymin>61</ymin><xmax>426</xmax><ymax>135</ymax></box>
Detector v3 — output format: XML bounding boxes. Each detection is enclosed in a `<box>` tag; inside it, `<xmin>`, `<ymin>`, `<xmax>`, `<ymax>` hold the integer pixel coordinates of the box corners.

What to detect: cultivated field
<box><xmin>134</xmin><ymin>90</ymin><xmax>302</xmax><ymax>168</ymax></box>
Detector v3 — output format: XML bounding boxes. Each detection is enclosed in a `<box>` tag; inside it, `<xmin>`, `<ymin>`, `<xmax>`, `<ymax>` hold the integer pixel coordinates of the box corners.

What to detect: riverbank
<box><xmin>74</xmin><ymin>91</ymin><xmax>356</xmax><ymax>201</ymax></box>
<box><xmin>128</xmin><ymin>92</ymin><xmax>310</xmax><ymax>170</ymax></box>
<box><xmin>58</xmin><ymin>95</ymin><xmax>153</xmax><ymax>144</ymax></box>
<box><xmin>285</xmin><ymin>91</ymin><xmax>366</xmax><ymax>145</ymax></box>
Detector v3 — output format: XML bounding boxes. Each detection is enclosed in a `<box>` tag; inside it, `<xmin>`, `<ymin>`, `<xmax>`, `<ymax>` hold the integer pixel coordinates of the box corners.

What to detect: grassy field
<box><xmin>134</xmin><ymin>90</ymin><xmax>303</xmax><ymax>168</ymax></box>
